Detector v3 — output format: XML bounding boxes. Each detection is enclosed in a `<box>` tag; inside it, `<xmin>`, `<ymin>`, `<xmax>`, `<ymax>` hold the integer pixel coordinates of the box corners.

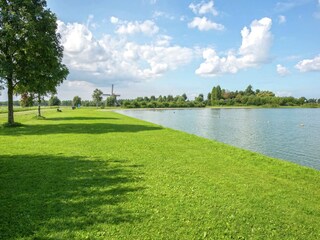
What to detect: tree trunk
<box><xmin>37</xmin><ymin>94</ymin><xmax>41</xmax><ymax>117</ymax></box>
<box><xmin>7</xmin><ymin>77</ymin><xmax>14</xmax><ymax>125</ymax></box>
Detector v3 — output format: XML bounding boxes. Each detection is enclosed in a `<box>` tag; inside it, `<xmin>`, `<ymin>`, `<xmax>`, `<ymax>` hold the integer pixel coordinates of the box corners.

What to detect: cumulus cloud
<box><xmin>110</xmin><ymin>16</ymin><xmax>119</xmax><ymax>24</ymax></box>
<box><xmin>196</xmin><ymin>17</ymin><xmax>273</xmax><ymax>77</ymax></box>
<box><xmin>295</xmin><ymin>55</ymin><xmax>320</xmax><ymax>72</ymax></box>
<box><xmin>189</xmin><ymin>1</ymin><xmax>219</xmax><ymax>16</ymax></box>
<box><xmin>188</xmin><ymin>17</ymin><xmax>224</xmax><ymax>31</ymax></box>
<box><xmin>276</xmin><ymin>64</ymin><xmax>290</xmax><ymax>76</ymax></box>
<box><xmin>155</xmin><ymin>35</ymin><xmax>172</xmax><ymax>46</ymax></box>
<box><xmin>57</xmin><ymin>20</ymin><xmax>194</xmax><ymax>83</ymax></box>
<box><xmin>111</xmin><ymin>19</ymin><xmax>159</xmax><ymax>36</ymax></box>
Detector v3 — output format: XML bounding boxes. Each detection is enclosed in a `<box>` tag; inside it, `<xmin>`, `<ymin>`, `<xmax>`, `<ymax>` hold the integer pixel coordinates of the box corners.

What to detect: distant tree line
<box><xmin>208</xmin><ymin>85</ymin><xmax>320</xmax><ymax>107</ymax></box>
<box><xmin>1</xmin><ymin>85</ymin><xmax>319</xmax><ymax>109</ymax></box>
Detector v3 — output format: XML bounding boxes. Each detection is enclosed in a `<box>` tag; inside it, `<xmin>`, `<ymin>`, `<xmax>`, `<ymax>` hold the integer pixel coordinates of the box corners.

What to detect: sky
<box><xmin>1</xmin><ymin>0</ymin><xmax>320</xmax><ymax>101</ymax></box>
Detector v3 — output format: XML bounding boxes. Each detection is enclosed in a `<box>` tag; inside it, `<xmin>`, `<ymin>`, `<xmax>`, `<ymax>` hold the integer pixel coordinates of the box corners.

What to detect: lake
<box><xmin>117</xmin><ymin>108</ymin><xmax>320</xmax><ymax>170</ymax></box>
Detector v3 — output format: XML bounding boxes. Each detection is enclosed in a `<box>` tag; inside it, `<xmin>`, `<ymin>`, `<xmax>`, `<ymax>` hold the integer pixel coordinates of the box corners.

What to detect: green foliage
<box><xmin>120</xmin><ymin>94</ymin><xmax>207</xmax><ymax>109</ymax></box>
<box><xmin>92</xmin><ymin>88</ymin><xmax>103</xmax><ymax>106</ymax></box>
<box><xmin>207</xmin><ymin>85</ymin><xmax>319</xmax><ymax>107</ymax></box>
<box><xmin>73</xmin><ymin>96</ymin><xmax>82</xmax><ymax>107</ymax></box>
<box><xmin>49</xmin><ymin>95</ymin><xmax>61</xmax><ymax>106</ymax></box>
<box><xmin>245</xmin><ymin>85</ymin><xmax>255</xmax><ymax>95</ymax></box>
<box><xmin>182</xmin><ymin>93</ymin><xmax>188</xmax><ymax>101</ymax></box>
<box><xmin>20</xmin><ymin>93</ymin><xmax>34</xmax><ymax>107</ymax></box>
<box><xmin>195</xmin><ymin>93</ymin><xmax>204</xmax><ymax>102</ymax></box>
<box><xmin>0</xmin><ymin>109</ymin><xmax>319</xmax><ymax>239</ymax></box>
<box><xmin>106</xmin><ymin>96</ymin><xmax>116</xmax><ymax>106</ymax></box>
<box><xmin>211</xmin><ymin>85</ymin><xmax>222</xmax><ymax>105</ymax></box>
<box><xmin>0</xmin><ymin>0</ymin><xmax>68</xmax><ymax>124</ymax></box>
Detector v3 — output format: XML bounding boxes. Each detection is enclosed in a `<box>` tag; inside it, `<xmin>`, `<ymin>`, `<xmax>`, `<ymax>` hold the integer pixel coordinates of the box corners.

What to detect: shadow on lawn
<box><xmin>0</xmin><ymin>154</ymin><xmax>145</xmax><ymax>239</ymax></box>
<box><xmin>46</xmin><ymin>116</ymin><xmax>120</xmax><ymax>121</ymax></box>
<box><xmin>0</xmin><ymin>122</ymin><xmax>162</xmax><ymax>135</ymax></box>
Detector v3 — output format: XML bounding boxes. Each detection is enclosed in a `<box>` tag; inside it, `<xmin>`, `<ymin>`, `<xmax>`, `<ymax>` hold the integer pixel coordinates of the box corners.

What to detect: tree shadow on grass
<box><xmin>0</xmin><ymin>155</ymin><xmax>146</xmax><ymax>239</ymax></box>
<box><xmin>0</xmin><ymin>122</ymin><xmax>163</xmax><ymax>136</ymax></box>
<box><xmin>46</xmin><ymin>116</ymin><xmax>120</xmax><ymax>121</ymax></box>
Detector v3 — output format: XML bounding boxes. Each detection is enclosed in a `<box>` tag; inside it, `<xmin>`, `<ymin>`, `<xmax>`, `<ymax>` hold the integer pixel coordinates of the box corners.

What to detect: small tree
<box><xmin>49</xmin><ymin>96</ymin><xmax>61</xmax><ymax>106</ymax></box>
<box><xmin>245</xmin><ymin>85</ymin><xmax>255</xmax><ymax>96</ymax></box>
<box><xmin>106</xmin><ymin>96</ymin><xmax>116</xmax><ymax>106</ymax></box>
<box><xmin>207</xmin><ymin>92</ymin><xmax>212</xmax><ymax>106</ymax></box>
<box><xmin>20</xmin><ymin>93</ymin><xmax>34</xmax><ymax>107</ymax></box>
<box><xmin>73</xmin><ymin>96</ymin><xmax>82</xmax><ymax>107</ymax></box>
<box><xmin>182</xmin><ymin>93</ymin><xmax>188</xmax><ymax>101</ymax></box>
<box><xmin>92</xmin><ymin>89</ymin><xmax>103</xmax><ymax>107</ymax></box>
<box><xmin>211</xmin><ymin>85</ymin><xmax>222</xmax><ymax>105</ymax></box>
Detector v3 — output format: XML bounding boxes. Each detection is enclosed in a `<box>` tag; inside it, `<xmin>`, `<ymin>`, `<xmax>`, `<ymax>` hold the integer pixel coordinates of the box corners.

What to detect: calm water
<box><xmin>118</xmin><ymin>108</ymin><xmax>320</xmax><ymax>170</ymax></box>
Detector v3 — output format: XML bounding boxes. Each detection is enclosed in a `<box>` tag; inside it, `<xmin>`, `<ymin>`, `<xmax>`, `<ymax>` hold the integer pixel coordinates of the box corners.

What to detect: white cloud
<box><xmin>275</xmin><ymin>0</ymin><xmax>310</xmax><ymax>12</ymax></box>
<box><xmin>57</xmin><ymin>80</ymin><xmax>98</xmax><ymax>100</ymax></box>
<box><xmin>86</xmin><ymin>14</ymin><xmax>97</xmax><ymax>29</ymax></box>
<box><xmin>152</xmin><ymin>11</ymin><xmax>175</xmax><ymax>20</ymax></box>
<box><xmin>67</xmin><ymin>80</ymin><xmax>96</xmax><ymax>88</ymax></box>
<box><xmin>278</xmin><ymin>15</ymin><xmax>286</xmax><ymax>24</ymax></box>
<box><xmin>276</xmin><ymin>64</ymin><xmax>290</xmax><ymax>76</ymax></box>
<box><xmin>196</xmin><ymin>17</ymin><xmax>273</xmax><ymax>77</ymax></box>
<box><xmin>189</xmin><ymin>1</ymin><xmax>219</xmax><ymax>16</ymax></box>
<box><xmin>180</xmin><ymin>15</ymin><xmax>187</xmax><ymax>21</ymax></box>
<box><xmin>295</xmin><ymin>55</ymin><xmax>320</xmax><ymax>72</ymax></box>
<box><xmin>110</xmin><ymin>16</ymin><xmax>119</xmax><ymax>24</ymax></box>
<box><xmin>57</xmin><ymin>20</ymin><xmax>194</xmax><ymax>83</ymax></box>
<box><xmin>113</xmin><ymin>19</ymin><xmax>159</xmax><ymax>36</ymax></box>
<box><xmin>57</xmin><ymin>20</ymin><xmax>95</xmax><ymax>54</ymax></box>
<box><xmin>155</xmin><ymin>35</ymin><xmax>172</xmax><ymax>46</ymax></box>
<box><xmin>188</xmin><ymin>17</ymin><xmax>224</xmax><ymax>31</ymax></box>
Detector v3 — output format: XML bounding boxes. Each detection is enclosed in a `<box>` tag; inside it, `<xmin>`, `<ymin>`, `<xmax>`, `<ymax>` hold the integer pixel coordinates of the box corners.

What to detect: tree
<box><xmin>195</xmin><ymin>94</ymin><xmax>204</xmax><ymax>102</ymax></box>
<box><xmin>92</xmin><ymin>89</ymin><xmax>103</xmax><ymax>107</ymax></box>
<box><xmin>207</xmin><ymin>92</ymin><xmax>212</xmax><ymax>104</ymax></box>
<box><xmin>49</xmin><ymin>95</ymin><xmax>61</xmax><ymax>106</ymax></box>
<box><xmin>245</xmin><ymin>85</ymin><xmax>255</xmax><ymax>96</ymax></box>
<box><xmin>106</xmin><ymin>96</ymin><xmax>116</xmax><ymax>106</ymax></box>
<box><xmin>20</xmin><ymin>93</ymin><xmax>34</xmax><ymax>107</ymax></box>
<box><xmin>211</xmin><ymin>85</ymin><xmax>222</xmax><ymax>105</ymax></box>
<box><xmin>73</xmin><ymin>96</ymin><xmax>82</xmax><ymax>107</ymax></box>
<box><xmin>182</xmin><ymin>93</ymin><xmax>188</xmax><ymax>101</ymax></box>
<box><xmin>14</xmin><ymin>2</ymin><xmax>68</xmax><ymax>117</ymax></box>
<box><xmin>0</xmin><ymin>0</ymin><xmax>68</xmax><ymax>125</ymax></box>
<box><xmin>167</xmin><ymin>95</ymin><xmax>174</xmax><ymax>102</ymax></box>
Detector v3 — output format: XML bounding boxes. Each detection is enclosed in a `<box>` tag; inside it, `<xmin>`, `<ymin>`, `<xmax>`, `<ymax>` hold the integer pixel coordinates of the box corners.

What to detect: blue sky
<box><xmin>2</xmin><ymin>0</ymin><xmax>320</xmax><ymax>101</ymax></box>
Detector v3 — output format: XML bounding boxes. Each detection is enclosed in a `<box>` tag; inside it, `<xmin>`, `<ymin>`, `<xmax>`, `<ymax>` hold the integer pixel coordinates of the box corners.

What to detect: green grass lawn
<box><xmin>0</xmin><ymin>108</ymin><xmax>319</xmax><ymax>239</ymax></box>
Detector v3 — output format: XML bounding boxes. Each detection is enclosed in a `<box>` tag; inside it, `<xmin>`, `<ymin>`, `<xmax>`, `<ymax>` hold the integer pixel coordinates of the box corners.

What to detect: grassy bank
<box><xmin>0</xmin><ymin>106</ymin><xmax>56</xmax><ymax>114</ymax></box>
<box><xmin>0</xmin><ymin>108</ymin><xmax>319</xmax><ymax>239</ymax></box>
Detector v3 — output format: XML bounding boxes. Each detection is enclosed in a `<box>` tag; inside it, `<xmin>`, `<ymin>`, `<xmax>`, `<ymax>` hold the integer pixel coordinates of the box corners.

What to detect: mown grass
<box><xmin>0</xmin><ymin>108</ymin><xmax>319</xmax><ymax>239</ymax></box>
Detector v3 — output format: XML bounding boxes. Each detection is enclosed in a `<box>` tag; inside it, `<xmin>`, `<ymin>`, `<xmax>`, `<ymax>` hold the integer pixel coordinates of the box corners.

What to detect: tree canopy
<box><xmin>92</xmin><ymin>88</ymin><xmax>103</xmax><ymax>106</ymax></box>
<box><xmin>0</xmin><ymin>0</ymin><xmax>68</xmax><ymax>124</ymax></box>
<box><xmin>73</xmin><ymin>96</ymin><xmax>81</xmax><ymax>107</ymax></box>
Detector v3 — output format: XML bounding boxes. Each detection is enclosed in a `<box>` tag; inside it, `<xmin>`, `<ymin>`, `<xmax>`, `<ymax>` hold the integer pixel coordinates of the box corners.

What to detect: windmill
<box><xmin>103</xmin><ymin>84</ymin><xmax>120</xmax><ymax>106</ymax></box>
